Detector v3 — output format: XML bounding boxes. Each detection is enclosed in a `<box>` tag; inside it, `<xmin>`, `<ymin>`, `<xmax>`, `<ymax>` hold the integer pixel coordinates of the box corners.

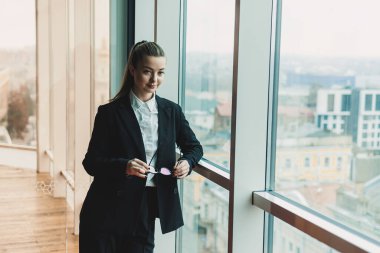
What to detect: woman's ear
<box><xmin>129</xmin><ymin>65</ymin><xmax>135</xmax><ymax>77</ymax></box>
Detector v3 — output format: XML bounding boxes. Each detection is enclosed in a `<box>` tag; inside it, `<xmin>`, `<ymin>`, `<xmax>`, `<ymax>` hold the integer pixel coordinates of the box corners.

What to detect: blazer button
<box><xmin>174</xmin><ymin>188</ymin><xmax>178</xmax><ymax>194</ymax></box>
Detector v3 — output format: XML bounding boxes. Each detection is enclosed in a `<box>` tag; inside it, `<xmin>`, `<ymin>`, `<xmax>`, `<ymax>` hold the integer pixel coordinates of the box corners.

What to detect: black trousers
<box><xmin>79</xmin><ymin>187</ymin><xmax>159</xmax><ymax>253</ymax></box>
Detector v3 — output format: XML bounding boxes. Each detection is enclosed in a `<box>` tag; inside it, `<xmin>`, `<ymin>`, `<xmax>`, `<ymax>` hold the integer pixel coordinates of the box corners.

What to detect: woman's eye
<box><xmin>143</xmin><ymin>70</ymin><xmax>151</xmax><ymax>74</ymax></box>
<box><xmin>158</xmin><ymin>71</ymin><xmax>165</xmax><ymax>76</ymax></box>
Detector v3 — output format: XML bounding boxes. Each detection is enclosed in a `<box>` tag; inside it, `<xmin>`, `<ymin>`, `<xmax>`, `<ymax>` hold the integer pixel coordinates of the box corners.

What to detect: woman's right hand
<box><xmin>126</xmin><ymin>158</ymin><xmax>149</xmax><ymax>178</ymax></box>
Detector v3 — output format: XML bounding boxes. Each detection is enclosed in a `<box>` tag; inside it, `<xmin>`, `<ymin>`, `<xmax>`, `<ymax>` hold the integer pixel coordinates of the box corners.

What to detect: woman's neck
<box><xmin>132</xmin><ymin>88</ymin><xmax>154</xmax><ymax>102</ymax></box>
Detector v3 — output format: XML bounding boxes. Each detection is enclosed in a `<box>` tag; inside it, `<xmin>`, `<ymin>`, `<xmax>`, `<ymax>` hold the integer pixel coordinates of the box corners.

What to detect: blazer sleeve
<box><xmin>82</xmin><ymin>105</ymin><xmax>128</xmax><ymax>178</ymax></box>
<box><xmin>175</xmin><ymin>104</ymin><xmax>203</xmax><ymax>175</ymax></box>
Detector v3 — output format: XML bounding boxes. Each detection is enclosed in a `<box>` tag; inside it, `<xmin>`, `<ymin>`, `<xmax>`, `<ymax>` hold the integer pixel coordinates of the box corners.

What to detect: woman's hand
<box><xmin>126</xmin><ymin>158</ymin><xmax>149</xmax><ymax>178</ymax></box>
<box><xmin>173</xmin><ymin>160</ymin><xmax>190</xmax><ymax>179</ymax></box>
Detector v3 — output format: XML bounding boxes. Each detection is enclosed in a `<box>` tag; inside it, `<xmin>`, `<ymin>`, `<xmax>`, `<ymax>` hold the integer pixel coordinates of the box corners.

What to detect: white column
<box><xmin>50</xmin><ymin>0</ymin><xmax>67</xmax><ymax>197</ymax></box>
<box><xmin>36</xmin><ymin>0</ymin><xmax>51</xmax><ymax>173</ymax></box>
<box><xmin>74</xmin><ymin>0</ymin><xmax>92</xmax><ymax>235</ymax></box>
<box><xmin>230</xmin><ymin>0</ymin><xmax>274</xmax><ymax>252</ymax></box>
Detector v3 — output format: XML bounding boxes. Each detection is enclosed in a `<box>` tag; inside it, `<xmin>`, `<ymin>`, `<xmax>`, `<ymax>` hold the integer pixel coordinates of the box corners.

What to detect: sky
<box><xmin>0</xmin><ymin>0</ymin><xmax>36</xmax><ymax>49</ymax></box>
<box><xmin>1</xmin><ymin>0</ymin><xmax>380</xmax><ymax>58</ymax></box>
<box><xmin>186</xmin><ymin>0</ymin><xmax>380</xmax><ymax>58</ymax></box>
<box><xmin>280</xmin><ymin>0</ymin><xmax>380</xmax><ymax>58</ymax></box>
<box><xmin>186</xmin><ymin>0</ymin><xmax>235</xmax><ymax>54</ymax></box>
<box><xmin>0</xmin><ymin>0</ymin><xmax>109</xmax><ymax>50</ymax></box>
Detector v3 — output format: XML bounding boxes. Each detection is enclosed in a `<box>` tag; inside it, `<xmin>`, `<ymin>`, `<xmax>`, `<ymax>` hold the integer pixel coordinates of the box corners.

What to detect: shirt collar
<box><xmin>130</xmin><ymin>90</ymin><xmax>157</xmax><ymax>112</ymax></box>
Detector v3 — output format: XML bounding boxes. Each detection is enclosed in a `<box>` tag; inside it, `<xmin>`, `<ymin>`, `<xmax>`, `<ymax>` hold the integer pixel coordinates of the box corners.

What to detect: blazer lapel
<box><xmin>118</xmin><ymin>96</ymin><xmax>146</xmax><ymax>161</ymax></box>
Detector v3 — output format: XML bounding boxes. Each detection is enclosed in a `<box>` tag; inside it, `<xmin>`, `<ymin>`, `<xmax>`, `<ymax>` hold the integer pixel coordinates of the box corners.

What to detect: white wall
<box><xmin>0</xmin><ymin>146</ymin><xmax>36</xmax><ymax>170</ymax></box>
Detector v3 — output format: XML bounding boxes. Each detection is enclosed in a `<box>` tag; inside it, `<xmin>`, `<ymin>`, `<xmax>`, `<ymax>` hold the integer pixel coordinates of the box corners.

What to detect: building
<box><xmin>214</xmin><ymin>102</ymin><xmax>231</xmax><ymax>132</ymax></box>
<box><xmin>316</xmin><ymin>88</ymin><xmax>380</xmax><ymax>150</ymax></box>
<box><xmin>183</xmin><ymin>174</ymin><xmax>229</xmax><ymax>253</ymax></box>
<box><xmin>331</xmin><ymin>173</ymin><xmax>380</xmax><ymax>241</ymax></box>
<box><xmin>276</xmin><ymin>133</ymin><xmax>352</xmax><ymax>184</ymax></box>
<box><xmin>351</xmin><ymin>89</ymin><xmax>380</xmax><ymax>150</ymax></box>
<box><xmin>286</xmin><ymin>72</ymin><xmax>355</xmax><ymax>87</ymax></box>
<box><xmin>316</xmin><ymin>88</ymin><xmax>352</xmax><ymax>135</ymax></box>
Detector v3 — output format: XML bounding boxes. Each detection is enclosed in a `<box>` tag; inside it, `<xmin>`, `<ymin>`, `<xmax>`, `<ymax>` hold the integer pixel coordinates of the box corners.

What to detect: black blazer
<box><xmin>80</xmin><ymin>94</ymin><xmax>203</xmax><ymax>237</ymax></box>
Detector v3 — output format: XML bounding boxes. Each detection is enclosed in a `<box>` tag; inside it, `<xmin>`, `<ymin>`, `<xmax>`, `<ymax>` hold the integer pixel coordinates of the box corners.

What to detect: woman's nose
<box><xmin>150</xmin><ymin>73</ymin><xmax>158</xmax><ymax>83</ymax></box>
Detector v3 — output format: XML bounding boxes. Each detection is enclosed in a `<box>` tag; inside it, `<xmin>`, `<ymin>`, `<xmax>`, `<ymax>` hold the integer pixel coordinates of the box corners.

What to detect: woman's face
<box><xmin>130</xmin><ymin>56</ymin><xmax>166</xmax><ymax>101</ymax></box>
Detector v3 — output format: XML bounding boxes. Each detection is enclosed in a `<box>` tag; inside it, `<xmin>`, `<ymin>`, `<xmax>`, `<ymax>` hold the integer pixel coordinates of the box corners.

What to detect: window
<box><xmin>180</xmin><ymin>1</ymin><xmax>233</xmax><ymax>252</ymax></box>
<box><xmin>317</xmin><ymin>115</ymin><xmax>321</xmax><ymax>127</ymax></box>
<box><xmin>0</xmin><ymin>1</ymin><xmax>36</xmax><ymax>146</ymax></box>
<box><xmin>304</xmin><ymin>157</ymin><xmax>310</xmax><ymax>168</ymax></box>
<box><xmin>341</xmin><ymin>94</ymin><xmax>351</xmax><ymax>111</ymax></box>
<box><xmin>181</xmin><ymin>173</ymin><xmax>228</xmax><ymax>253</ymax></box>
<box><xmin>93</xmin><ymin>0</ymin><xmax>110</xmax><ymax>109</ymax></box>
<box><xmin>324</xmin><ymin>157</ymin><xmax>330</xmax><ymax>167</ymax></box>
<box><xmin>365</xmin><ymin>94</ymin><xmax>373</xmax><ymax>111</ymax></box>
<box><xmin>274</xmin><ymin>0</ymin><xmax>380</xmax><ymax>245</ymax></box>
<box><xmin>337</xmin><ymin>157</ymin><xmax>342</xmax><ymax>170</ymax></box>
<box><xmin>183</xmin><ymin>0</ymin><xmax>235</xmax><ymax>170</ymax></box>
<box><xmin>327</xmin><ymin>94</ymin><xmax>334</xmax><ymax>112</ymax></box>
<box><xmin>272</xmin><ymin>217</ymin><xmax>337</xmax><ymax>253</ymax></box>
<box><xmin>285</xmin><ymin>159</ymin><xmax>292</xmax><ymax>169</ymax></box>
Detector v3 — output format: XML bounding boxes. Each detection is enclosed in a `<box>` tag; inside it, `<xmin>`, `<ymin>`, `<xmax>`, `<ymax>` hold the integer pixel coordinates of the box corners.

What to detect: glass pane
<box><xmin>93</xmin><ymin>0</ymin><xmax>110</xmax><ymax>109</ymax></box>
<box><xmin>376</xmin><ymin>95</ymin><xmax>380</xmax><ymax>111</ymax></box>
<box><xmin>181</xmin><ymin>172</ymin><xmax>229</xmax><ymax>253</ymax></box>
<box><xmin>275</xmin><ymin>0</ymin><xmax>380</xmax><ymax>243</ymax></box>
<box><xmin>0</xmin><ymin>0</ymin><xmax>36</xmax><ymax>146</ymax></box>
<box><xmin>272</xmin><ymin>217</ymin><xmax>339</xmax><ymax>253</ymax></box>
<box><xmin>365</xmin><ymin>94</ymin><xmax>373</xmax><ymax>111</ymax></box>
<box><xmin>183</xmin><ymin>0</ymin><xmax>235</xmax><ymax>170</ymax></box>
<box><xmin>341</xmin><ymin>95</ymin><xmax>351</xmax><ymax>112</ymax></box>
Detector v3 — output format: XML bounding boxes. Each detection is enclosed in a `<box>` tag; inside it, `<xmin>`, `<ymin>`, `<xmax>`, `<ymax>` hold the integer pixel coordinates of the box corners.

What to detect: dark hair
<box><xmin>111</xmin><ymin>41</ymin><xmax>165</xmax><ymax>101</ymax></box>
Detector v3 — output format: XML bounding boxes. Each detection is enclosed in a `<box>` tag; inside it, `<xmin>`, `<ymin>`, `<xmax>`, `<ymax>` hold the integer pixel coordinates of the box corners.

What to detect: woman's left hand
<box><xmin>173</xmin><ymin>160</ymin><xmax>190</xmax><ymax>179</ymax></box>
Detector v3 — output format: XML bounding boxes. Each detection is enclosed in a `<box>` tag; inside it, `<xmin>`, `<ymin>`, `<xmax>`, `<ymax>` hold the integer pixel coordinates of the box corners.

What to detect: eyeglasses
<box><xmin>147</xmin><ymin>166</ymin><xmax>172</xmax><ymax>176</ymax></box>
<box><xmin>146</xmin><ymin>150</ymin><xmax>172</xmax><ymax>176</ymax></box>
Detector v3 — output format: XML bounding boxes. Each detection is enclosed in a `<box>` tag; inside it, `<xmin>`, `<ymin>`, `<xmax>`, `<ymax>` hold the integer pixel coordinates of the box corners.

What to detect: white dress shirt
<box><xmin>130</xmin><ymin>91</ymin><xmax>158</xmax><ymax>187</ymax></box>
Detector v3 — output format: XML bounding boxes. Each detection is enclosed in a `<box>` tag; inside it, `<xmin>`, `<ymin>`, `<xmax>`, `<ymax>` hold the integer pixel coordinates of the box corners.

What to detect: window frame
<box><xmin>258</xmin><ymin>0</ymin><xmax>380</xmax><ymax>252</ymax></box>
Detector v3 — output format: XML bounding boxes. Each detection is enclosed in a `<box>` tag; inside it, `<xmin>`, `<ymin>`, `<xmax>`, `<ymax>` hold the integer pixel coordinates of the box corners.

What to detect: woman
<box><xmin>79</xmin><ymin>41</ymin><xmax>203</xmax><ymax>253</ymax></box>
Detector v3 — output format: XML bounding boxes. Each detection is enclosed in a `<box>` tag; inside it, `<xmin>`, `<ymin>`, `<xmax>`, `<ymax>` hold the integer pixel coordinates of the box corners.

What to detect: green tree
<box><xmin>7</xmin><ymin>85</ymin><xmax>30</xmax><ymax>138</ymax></box>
